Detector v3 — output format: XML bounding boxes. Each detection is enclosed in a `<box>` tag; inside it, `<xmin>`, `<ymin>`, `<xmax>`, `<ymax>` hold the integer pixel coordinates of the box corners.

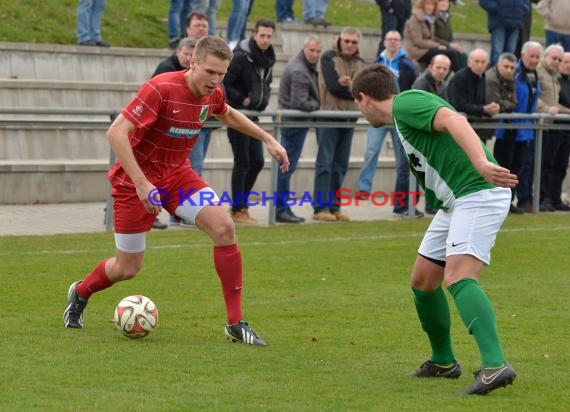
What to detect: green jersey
<box><xmin>393</xmin><ymin>90</ymin><xmax>497</xmax><ymax>210</ymax></box>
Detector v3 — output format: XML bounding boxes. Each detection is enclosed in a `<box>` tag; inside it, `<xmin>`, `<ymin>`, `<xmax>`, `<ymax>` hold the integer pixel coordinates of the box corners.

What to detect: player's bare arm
<box><xmin>216</xmin><ymin>106</ymin><xmax>290</xmax><ymax>172</ymax></box>
<box><xmin>106</xmin><ymin>114</ymin><xmax>161</xmax><ymax>215</ymax></box>
<box><xmin>432</xmin><ymin>107</ymin><xmax>518</xmax><ymax>188</ymax></box>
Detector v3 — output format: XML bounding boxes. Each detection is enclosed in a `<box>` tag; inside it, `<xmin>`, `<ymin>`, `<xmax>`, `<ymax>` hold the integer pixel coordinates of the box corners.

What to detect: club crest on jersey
<box><xmin>199</xmin><ymin>105</ymin><xmax>209</xmax><ymax>122</ymax></box>
<box><xmin>132</xmin><ymin>105</ymin><xmax>143</xmax><ymax>117</ymax></box>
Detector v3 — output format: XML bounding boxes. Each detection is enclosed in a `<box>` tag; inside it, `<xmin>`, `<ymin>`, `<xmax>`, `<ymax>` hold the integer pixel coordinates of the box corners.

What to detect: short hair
<box><xmin>497</xmin><ymin>52</ymin><xmax>517</xmax><ymax>64</ymax></box>
<box><xmin>521</xmin><ymin>41</ymin><xmax>543</xmax><ymax>56</ymax></box>
<box><xmin>544</xmin><ymin>43</ymin><xmax>564</xmax><ymax>56</ymax></box>
<box><xmin>186</xmin><ymin>11</ymin><xmax>208</xmax><ymax>27</ymax></box>
<box><xmin>193</xmin><ymin>36</ymin><xmax>233</xmax><ymax>64</ymax></box>
<box><xmin>178</xmin><ymin>37</ymin><xmax>197</xmax><ymax>51</ymax></box>
<box><xmin>340</xmin><ymin>27</ymin><xmax>362</xmax><ymax>39</ymax></box>
<box><xmin>303</xmin><ymin>35</ymin><xmax>323</xmax><ymax>48</ymax></box>
<box><xmin>352</xmin><ymin>64</ymin><xmax>399</xmax><ymax>102</ymax></box>
<box><xmin>254</xmin><ymin>19</ymin><xmax>275</xmax><ymax>32</ymax></box>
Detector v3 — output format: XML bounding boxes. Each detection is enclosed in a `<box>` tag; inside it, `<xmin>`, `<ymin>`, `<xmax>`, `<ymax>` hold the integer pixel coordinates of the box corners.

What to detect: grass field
<box><xmin>0</xmin><ymin>0</ymin><xmax>545</xmax><ymax>48</ymax></box>
<box><xmin>1</xmin><ymin>214</ymin><xmax>569</xmax><ymax>411</ymax></box>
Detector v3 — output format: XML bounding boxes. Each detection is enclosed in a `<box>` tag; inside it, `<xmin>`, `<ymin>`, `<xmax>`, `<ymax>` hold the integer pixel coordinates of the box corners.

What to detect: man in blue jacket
<box><xmin>479</xmin><ymin>0</ymin><xmax>530</xmax><ymax>66</ymax></box>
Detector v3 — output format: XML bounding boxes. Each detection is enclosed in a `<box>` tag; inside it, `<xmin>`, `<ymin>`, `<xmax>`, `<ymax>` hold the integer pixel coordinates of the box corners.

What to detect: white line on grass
<box><xmin>2</xmin><ymin>225</ymin><xmax>570</xmax><ymax>257</ymax></box>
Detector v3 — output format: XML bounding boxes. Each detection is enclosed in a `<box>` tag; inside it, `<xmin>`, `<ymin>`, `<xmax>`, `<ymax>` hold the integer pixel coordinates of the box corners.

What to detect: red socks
<box><xmin>75</xmin><ymin>259</ymin><xmax>114</xmax><ymax>300</ymax></box>
<box><xmin>213</xmin><ymin>244</ymin><xmax>243</xmax><ymax>325</ymax></box>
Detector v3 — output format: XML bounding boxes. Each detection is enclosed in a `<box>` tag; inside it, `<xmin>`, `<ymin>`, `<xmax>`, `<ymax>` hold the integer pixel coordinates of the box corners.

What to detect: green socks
<box><xmin>412</xmin><ymin>286</ymin><xmax>456</xmax><ymax>365</ymax></box>
<box><xmin>448</xmin><ymin>278</ymin><xmax>505</xmax><ymax>368</ymax></box>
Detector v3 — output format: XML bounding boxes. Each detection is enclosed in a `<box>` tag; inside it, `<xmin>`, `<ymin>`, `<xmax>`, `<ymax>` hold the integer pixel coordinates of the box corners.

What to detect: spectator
<box><xmin>185</xmin><ymin>12</ymin><xmax>213</xmax><ymax>179</ymax></box>
<box><xmin>356</xmin><ymin>30</ymin><xmax>422</xmax><ymax>217</ymax></box>
<box><xmin>276</xmin><ymin>0</ymin><xmax>297</xmax><ymax>23</ymax></box>
<box><xmin>227</xmin><ymin>0</ymin><xmax>255</xmax><ymax>50</ymax></box>
<box><xmin>167</xmin><ymin>0</ymin><xmax>191</xmax><ymax>49</ymax></box>
<box><xmin>486</xmin><ymin>53</ymin><xmax>521</xmax><ymax>213</ymax></box>
<box><xmin>411</xmin><ymin>53</ymin><xmax>451</xmax><ymax>214</ymax></box>
<box><xmin>479</xmin><ymin>0</ymin><xmax>529</xmax><ymax>66</ymax></box>
<box><xmin>537</xmin><ymin>0</ymin><xmax>570</xmax><ymax>50</ymax></box>
<box><xmin>411</xmin><ymin>53</ymin><xmax>451</xmax><ymax>100</ymax></box>
<box><xmin>76</xmin><ymin>0</ymin><xmax>109</xmax><ymax>47</ymax></box>
<box><xmin>313</xmin><ymin>28</ymin><xmax>367</xmax><ymax>222</ymax></box>
<box><xmin>403</xmin><ymin>0</ymin><xmax>462</xmax><ymax>72</ymax></box>
<box><xmin>276</xmin><ymin>36</ymin><xmax>323</xmax><ymax>223</ymax></box>
<box><xmin>189</xmin><ymin>0</ymin><xmax>220</xmax><ymax>35</ymax></box>
<box><xmin>152</xmin><ymin>37</ymin><xmax>196</xmax><ymax>77</ymax></box>
<box><xmin>494</xmin><ymin>41</ymin><xmax>542</xmax><ymax>213</ymax></box>
<box><xmin>536</xmin><ymin>44</ymin><xmax>570</xmax><ymax>211</ymax></box>
<box><xmin>149</xmin><ymin>37</ymin><xmax>196</xmax><ymax>230</ymax></box>
<box><xmin>303</xmin><ymin>0</ymin><xmax>330</xmax><ymax>26</ymax></box>
<box><xmin>448</xmin><ymin>49</ymin><xmax>500</xmax><ymax>142</ymax></box>
<box><xmin>515</xmin><ymin>0</ymin><xmax>540</xmax><ymax>59</ymax></box>
<box><xmin>434</xmin><ymin>0</ymin><xmax>467</xmax><ymax>68</ymax></box>
<box><xmin>374</xmin><ymin>0</ymin><xmax>412</xmax><ymax>56</ymax></box>
<box><xmin>224</xmin><ymin>19</ymin><xmax>277</xmax><ymax>224</ymax></box>
<box><xmin>485</xmin><ymin>53</ymin><xmax>518</xmax><ymax>115</ymax></box>
<box><xmin>558</xmin><ymin>52</ymin><xmax>570</xmax><ymax>207</ymax></box>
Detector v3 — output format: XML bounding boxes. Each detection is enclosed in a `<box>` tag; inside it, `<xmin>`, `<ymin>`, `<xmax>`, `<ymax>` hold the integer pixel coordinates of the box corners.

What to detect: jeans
<box><xmin>76</xmin><ymin>0</ymin><xmax>107</xmax><ymax>43</ymax></box>
<box><xmin>516</xmin><ymin>140</ymin><xmax>534</xmax><ymax>206</ymax></box>
<box><xmin>168</xmin><ymin>0</ymin><xmax>191</xmax><ymax>39</ymax></box>
<box><xmin>545</xmin><ymin>29</ymin><xmax>570</xmax><ymax>51</ymax></box>
<box><xmin>189</xmin><ymin>128</ymin><xmax>212</xmax><ymax>176</ymax></box>
<box><xmin>276</xmin><ymin>127</ymin><xmax>309</xmax><ymax>214</ymax></box>
<box><xmin>313</xmin><ymin>126</ymin><xmax>354</xmax><ymax>213</ymax></box>
<box><xmin>303</xmin><ymin>0</ymin><xmax>328</xmax><ymax>20</ymax></box>
<box><xmin>227</xmin><ymin>0</ymin><xmax>252</xmax><ymax>43</ymax></box>
<box><xmin>489</xmin><ymin>27</ymin><xmax>520</xmax><ymax>66</ymax></box>
<box><xmin>276</xmin><ymin>0</ymin><xmax>295</xmax><ymax>22</ymax></box>
<box><xmin>228</xmin><ymin>127</ymin><xmax>264</xmax><ymax>212</ymax></box>
<box><xmin>189</xmin><ymin>0</ymin><xmax>220</xmax><ymax>35</ymax></box>
<box><xmin>358</xmin><ymin>127</ymin><xmax>413</xmax><ymax>213</ymax></box>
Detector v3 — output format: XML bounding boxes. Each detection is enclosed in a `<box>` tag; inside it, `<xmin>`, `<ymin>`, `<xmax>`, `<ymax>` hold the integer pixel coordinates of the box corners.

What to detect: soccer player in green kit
<box><xmin>351</xmin><ymin>64</ymin><xmax>519</xmax><ymax>396</ymax></box>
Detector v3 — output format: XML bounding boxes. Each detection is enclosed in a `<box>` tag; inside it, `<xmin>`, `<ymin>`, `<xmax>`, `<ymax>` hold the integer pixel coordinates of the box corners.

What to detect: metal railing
<box><xmin>1</xmin><ymin>108</ymin><xmax>569</xmax><ymax>230</ymax></box>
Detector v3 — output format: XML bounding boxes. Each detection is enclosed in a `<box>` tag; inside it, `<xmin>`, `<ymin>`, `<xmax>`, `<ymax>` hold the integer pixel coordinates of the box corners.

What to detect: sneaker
<box><xmin>395</xmin><ymin>208</ymin><xmax>424</xmax><ymax>218</ymax></box>
<box><xmin>63</xmin><ymin>281</ymin><xmax>88</xmax><ymax>328</ymax></box>
<box><xmin>313</xmin><ymin>211</ymin><xmax>337</xmax><ymax>222</ymax></box>
<box><xmin>553</xmin><ymin>202</ymin><xmax>570</xmax><ymax>211</ymax></box>
<box><xmin>461</xmin><ymin>363</ymin><xmax>516</xmax><ymax>396</ymax></box>
<box><xmin>231</xmin><ymin>210</ymin><xmax>256</xmax><ymax>224</ymax></box>
<box><xmin>152</xmin><ymin>218</ymin><xmax>168</xmax><ymax>230</ymax></box>
<box><xmin>540</xmin><ymin>199</ymin><xmax>556</xmax><ymax>212</ymax></box>
<box><xmin>518</xmin><ymin>201</ymin><xmax>533</xmax><ymax>213</ymax></box>
<box><xmin>224</xmin><ymin>320</ymin><xmax>267</xmax><ymax>346</ymax></box>
<box><xmin>409</xmin><ymin>359</ymin><xmax>462</xmax><ymax>379</ymax></box>
<box><xmin>169</xmin><ymin>215</ymin><xmax>181</xmax><ymax>226</ymax></box>
<box><xmin>509</xmin><ymin>204</ymin><xmax>524</xmax><ymax>214</ymax></box>
<box><xmin>425</xmin><ymin>206</ymin><xmax>438</xmax><ymax>215</ymax></box>
<box><xmin>332</xmin><ymin>211</ymin><xmax>350</xmax><ymax>221</ymax></box>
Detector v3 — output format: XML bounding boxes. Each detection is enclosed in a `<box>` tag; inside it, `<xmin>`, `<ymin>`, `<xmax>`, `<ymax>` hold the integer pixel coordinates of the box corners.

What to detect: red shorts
<box><xmin>112</xmin><ymin>167</ymin><xmax>209</xmax><ymax>234</ymax></box>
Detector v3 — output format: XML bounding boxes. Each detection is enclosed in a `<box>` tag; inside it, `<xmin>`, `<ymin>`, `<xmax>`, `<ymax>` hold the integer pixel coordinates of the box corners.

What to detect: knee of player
<box><xmin>210</xmin><ymin>216</ymin><xmax>236</xmax><ymax>243</ymax></box>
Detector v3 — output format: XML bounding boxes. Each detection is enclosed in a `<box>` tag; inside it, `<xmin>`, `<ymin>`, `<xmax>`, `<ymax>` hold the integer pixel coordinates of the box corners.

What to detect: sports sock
<box><xmin>75</xmin><ymin>259</ymin><xmax>113</xmax><ymax>300</ymax></box>
<box><xmin>213</xmin><ymin>244</ymin><xmax>243</xmax><ymax>325</ymax></box>
<box><xmin>448</xmin><ymin>278</ymin><xmax>505</xmax><ymax>368</ymax></box>
<box><xmin>412</xmin><ymin>286</ymin><xmax>456</xmax><ymax>365</ymax></box>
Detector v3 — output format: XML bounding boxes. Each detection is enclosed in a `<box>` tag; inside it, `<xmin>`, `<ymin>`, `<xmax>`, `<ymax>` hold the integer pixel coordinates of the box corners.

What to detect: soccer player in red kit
<box><xmin>63</xmin><ymin>36</ymin><xmax>289</xmax><ymax>346</ymax></box>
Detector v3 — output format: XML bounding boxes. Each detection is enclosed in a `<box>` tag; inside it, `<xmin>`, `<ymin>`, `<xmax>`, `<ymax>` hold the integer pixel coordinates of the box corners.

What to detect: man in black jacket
<box><xmin>152</xmin><ymin>37</ymin><xmax>195</xmax><ymax>77</ymax></box>
<box><xmin>223</xmin><ymin>19</ymin><xmax>276</xmax><ymax>224</ymax></box>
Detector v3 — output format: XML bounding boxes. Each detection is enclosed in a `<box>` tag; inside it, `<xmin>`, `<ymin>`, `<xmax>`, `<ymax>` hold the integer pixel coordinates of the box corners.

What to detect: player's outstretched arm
<box><xmin>432</xmin><ymin>107</ymin><xmax>518</xmax><ymax>188</ymax></box>
<box><xmin>107</xmin><ymin>114</ymin><xmax>161</xmax><ymax>215</ymax></box>
<box><xmin>216</xmin><ymin>107</ymin><xmax>290</xmax><ymax>172</ymax></box>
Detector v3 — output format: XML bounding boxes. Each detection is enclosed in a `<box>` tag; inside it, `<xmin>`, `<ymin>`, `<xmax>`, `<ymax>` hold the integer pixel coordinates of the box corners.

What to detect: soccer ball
<box><xmin>113</xmin><ymin>295</ymin><xmax>158</xmax><ymax>339</ymax></box>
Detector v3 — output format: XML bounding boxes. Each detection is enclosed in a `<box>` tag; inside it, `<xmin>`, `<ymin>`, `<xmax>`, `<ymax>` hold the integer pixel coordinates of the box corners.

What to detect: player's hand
<box><xmin>266</xmin><ymin>139</ymin><xmax>290</xmax><ymax>173</ymax></box>
<box><xmin>477</xmin><ymin>161</ymin><xmax>518</xmax><ymax>188</ymax></box>
<box><xmin>136</xmin><ymin>181</ymin><xmax>163</xmax><ymax>215</ymax></box>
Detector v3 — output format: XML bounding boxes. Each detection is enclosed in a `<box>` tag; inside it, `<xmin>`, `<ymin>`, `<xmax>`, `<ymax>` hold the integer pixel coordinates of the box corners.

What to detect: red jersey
<box><xmin>109</xmin><ymin>70</ymin><xmax>228</xmax><ymax>188</ymax></box>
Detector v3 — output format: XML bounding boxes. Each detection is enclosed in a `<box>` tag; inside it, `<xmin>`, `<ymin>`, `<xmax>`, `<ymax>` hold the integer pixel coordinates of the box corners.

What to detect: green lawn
<box><xmin>0</xmin><ymin>0</ymin><xmax>545</xmax><ymax>48</ymax></box>
<box><xmin>1</xmin><ymin>215</ymin><xmax>568</xmax><ymax>411</ymax></box>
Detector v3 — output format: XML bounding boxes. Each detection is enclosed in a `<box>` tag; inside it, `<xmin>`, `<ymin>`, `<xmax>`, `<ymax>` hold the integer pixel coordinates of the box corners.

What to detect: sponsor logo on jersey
<box><xmin>199</xmin><ymin>105</ymin><xmax>209</xmax><ymax>122</ymax></box>
<box><xmin>167</xmin><ymin>126</ymin><xmax>200</xmax><ymax>138</ymax></box>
